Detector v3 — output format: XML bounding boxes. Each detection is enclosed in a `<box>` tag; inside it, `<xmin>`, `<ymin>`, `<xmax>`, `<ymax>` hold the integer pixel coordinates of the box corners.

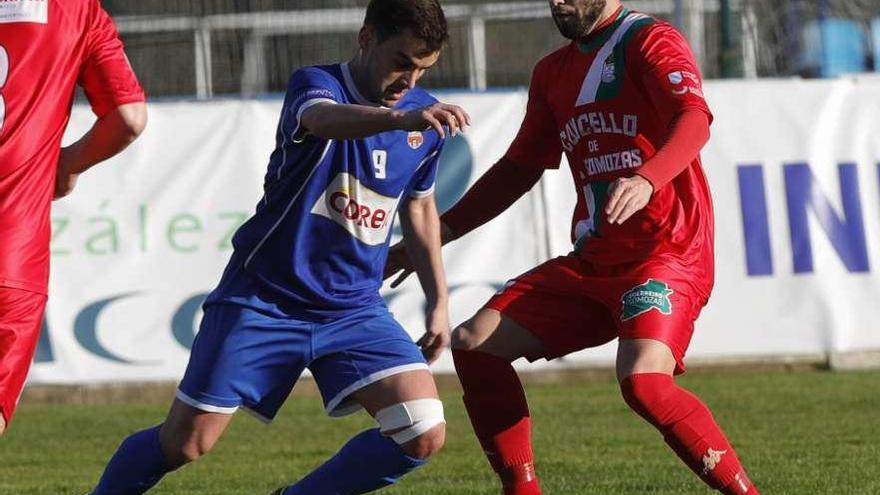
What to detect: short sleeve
<box><xmin>629</xmin><ymin>24</ymin><xmax>713</xmax><ymax>125</ymax></box>
<box><xmin>284</xmin><ymin>67</ymin><xmax>342</xmax><ymax>143</ymax></box>
<box><xmin>409</xmin><ymin>140</ymin><xmax>444</xmax><ymax>198</ymax></box>
<box><xmin>503</xmin><ymin>61</ymin><xmax>564</xmax><ymax>170</ymax></box>
<box><xmin>78</xmin><ymin>0</ymin><xmax>145</xmax><ymax>118</ymax></box>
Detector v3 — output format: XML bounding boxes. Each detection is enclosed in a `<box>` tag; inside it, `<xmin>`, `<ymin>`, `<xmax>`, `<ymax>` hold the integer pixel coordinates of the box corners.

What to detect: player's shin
<box><xmin>278</xmin><ymin>398</ymin><xmax>445</xmax><ymax>494</ymax></box>
<box><xmin>90</xmin><ymin>425</ymin><xmax>176</xmax><ymax>495</ymax></box>
<box><xmin>620</xmin><ymin>373</ymin><xmax>759</xmax><ymax>495</ymax></box>
<box><xmin>276</xmin><ymin>428</ymin><xmax>430</xmax><ymax>494</ymax></box>
<box><xmin>453</xmin><ymin>349</ymin><xmax>541</xmax><ymax>495</ymax></box>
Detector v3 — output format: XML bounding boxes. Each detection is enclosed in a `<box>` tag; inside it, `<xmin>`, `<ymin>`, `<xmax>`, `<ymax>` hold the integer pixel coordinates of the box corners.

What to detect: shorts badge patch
<box><xmin>620</xmin><ymin>279</ymin><xmax>673</xmax><ymax>321</ymax></box>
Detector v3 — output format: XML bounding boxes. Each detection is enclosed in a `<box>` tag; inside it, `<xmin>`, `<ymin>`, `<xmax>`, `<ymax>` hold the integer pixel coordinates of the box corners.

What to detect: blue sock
<box><xmin>281</xmin><ymin>428</ymin><xmax>427</xmax><ymax>495</ymax></box>
<box><xmin>91</xmin><ymin>425</ymin><xmax>176</xmax><ymax>495</ymax></box>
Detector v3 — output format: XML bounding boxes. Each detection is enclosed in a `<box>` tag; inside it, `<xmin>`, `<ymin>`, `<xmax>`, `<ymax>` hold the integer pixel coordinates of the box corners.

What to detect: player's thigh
<box><xmin>0</xmin><ymin>287</ymin><xmax>47</xmax><ymax>425</ymax></box>
<box><xmin>309</xmin><ymin>306</ymin><xmax>430</xmax><ymax>417</ymax></box>
<box><xmin>452</xmin><ymin>308</ymin><xmax>546</xmax><ymax>362</ymax></box>
<box><xmin>177</xmin><ymin>303</ymin><xmax>310</xmax><ymax>423</ymax></box>
<box><xmin>615</xmin><ymin>338</ymin><xmax>677</xmax><ymax>381</ymax></box>
<box><xmin>613</xmin><ymin>273</ymin><xmax>704</xmax><ymax>378</ymax></box>
<box><xmin>353</xmin><ymin>369</ymin><xmax>439</xmax><ymax>415</ymax></box>
<box><xmin>0</xmin><ymin>287</ymin><xmax>46</xmax><ymax>363</ymax></box>
<box><xmin>458</xmin><ymin>256</ymin><xmax>619</xmax><ymax>362</ymax></box>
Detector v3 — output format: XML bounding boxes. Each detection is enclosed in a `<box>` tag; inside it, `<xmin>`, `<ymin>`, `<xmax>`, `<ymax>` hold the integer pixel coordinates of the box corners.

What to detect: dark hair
<box><xmin>364</xmin><ymin>0</ymin><xmax>449</xmax><ymax>52</ymax></box>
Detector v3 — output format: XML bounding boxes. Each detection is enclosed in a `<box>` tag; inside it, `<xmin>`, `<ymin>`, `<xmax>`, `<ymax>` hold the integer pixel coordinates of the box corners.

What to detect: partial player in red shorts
<box><xmin>0</xmin><ymin>0</ymin><xmax>146</xmax><ymax>434</ymax></box>
<box><xmin>386</xmin><ymin>1</ymin><xmax>759</xmax><ymax>493</ymax></box>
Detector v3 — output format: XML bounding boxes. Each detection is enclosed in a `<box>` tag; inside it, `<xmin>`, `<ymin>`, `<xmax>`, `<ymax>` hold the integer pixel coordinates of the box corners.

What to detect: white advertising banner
<box><xmin>29</xmin><ymin>77</ymin><xmax>880</xmax><ymax>384</ymax></box>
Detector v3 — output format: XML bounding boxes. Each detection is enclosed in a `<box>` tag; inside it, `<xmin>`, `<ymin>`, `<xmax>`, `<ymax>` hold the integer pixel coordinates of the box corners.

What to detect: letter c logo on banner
<box><xmin>171</xmin><ymin>293</ymin><xmax>207</xmax><ymax>349</ymax></box>
<box><xmin>74</xmin><ymin>293</ymin><xmax>152</xmax><ymax>364</ymax></box>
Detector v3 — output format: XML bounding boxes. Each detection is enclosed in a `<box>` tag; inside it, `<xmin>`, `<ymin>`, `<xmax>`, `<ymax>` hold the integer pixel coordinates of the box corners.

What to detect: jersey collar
<box><xmin>577</xmin><ymin>6</ymin><xmax>628</xmax><ymax>53</ymax></box>
<box><xmin>340</xmin><ymin>62</ymin><xmax>378</xmax><ymax>106</ymax></box>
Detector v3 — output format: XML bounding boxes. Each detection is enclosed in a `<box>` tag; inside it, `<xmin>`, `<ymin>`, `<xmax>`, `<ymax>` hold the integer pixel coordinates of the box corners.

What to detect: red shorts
<box><xmin>486</xmin><ymin>255</ymin><xmax>710</xmax><ymax>374</ymax></box>
<box><xmin>0</xmin><ymin>287</ymin><xmax>47</xmax><ymax>425</ymax></box>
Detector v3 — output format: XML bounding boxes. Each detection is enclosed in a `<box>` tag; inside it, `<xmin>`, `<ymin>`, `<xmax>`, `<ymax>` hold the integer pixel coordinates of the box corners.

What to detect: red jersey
<box><xmin>505</xmin><ymin>8</ymin><xmax>714</xmax><ymax>293</ymax></box>
<box><xmin>0</xmin><ymin>0</ymin><xmax>144</xmax><ymax>294</ymax></box>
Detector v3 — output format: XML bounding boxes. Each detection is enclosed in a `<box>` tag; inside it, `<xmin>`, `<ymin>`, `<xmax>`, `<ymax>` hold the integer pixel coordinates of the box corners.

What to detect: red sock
<box><xmin>620</xmin><ymin>373</ymin><xmax>759</xmax><ymax>495</ymax></box>
<box><xmin>453</xmin><ymin>349</ymin><xmax>541</xmax><ymax>495</ymax></box>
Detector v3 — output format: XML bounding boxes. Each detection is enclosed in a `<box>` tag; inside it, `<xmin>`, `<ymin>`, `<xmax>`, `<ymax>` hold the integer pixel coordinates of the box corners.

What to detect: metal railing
<box><xmin>114</xmin><ymin>1</ymin><xmax>750</xmax><ymax>98</ymax></box>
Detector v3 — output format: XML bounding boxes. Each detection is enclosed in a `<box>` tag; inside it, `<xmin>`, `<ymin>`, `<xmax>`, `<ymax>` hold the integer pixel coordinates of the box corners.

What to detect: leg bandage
<box><xmin>375</xmin><ymin>398</ymin><xmax>445</xmax><ymax>445</ymax></box>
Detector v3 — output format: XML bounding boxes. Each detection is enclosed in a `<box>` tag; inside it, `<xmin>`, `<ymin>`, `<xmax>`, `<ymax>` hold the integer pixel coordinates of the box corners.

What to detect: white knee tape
<box><xmin>375</xmin><ymin>398</ymin><xmax>445</xmax><ymax>445</ymax></box>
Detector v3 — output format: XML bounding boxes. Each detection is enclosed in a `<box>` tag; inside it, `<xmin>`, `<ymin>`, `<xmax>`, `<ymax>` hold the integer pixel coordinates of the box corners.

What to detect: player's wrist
<box><xmin>634</xmin><ymin>172</ymin><xmax>656</xmax><ymax>194</ymax></box>
<box><xmin>388</xmin><ymin>109</ymin><xmax>409</xmax><ymax>131</ymax></box>
<box><xmin>426</xmin><ymin>294</ymin><xmax>449</xmax><ymax>311</ymax></box>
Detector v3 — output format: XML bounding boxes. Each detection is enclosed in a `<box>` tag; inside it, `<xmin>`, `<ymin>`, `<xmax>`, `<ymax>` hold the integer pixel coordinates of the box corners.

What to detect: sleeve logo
<box><xmin>669</xmin><ymin>72</ymin><xmax>683</xmax><ymax>84</ymax></box>
<box><xmin>667</xmin><ymin>71</ymin><xmax>704</xmax><ymax>98</ymax></box>
<box><xmin>0</xmin><ymin>0</ymin><xmax>48</xmax><ymax>24</ymax></box>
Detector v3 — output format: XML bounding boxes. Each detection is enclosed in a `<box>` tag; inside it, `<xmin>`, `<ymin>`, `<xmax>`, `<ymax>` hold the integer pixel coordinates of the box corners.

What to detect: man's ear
<box><xmin>357</xmin><ymin>25</ymin><xmax>374</xmax><ymax>51</ymax></box>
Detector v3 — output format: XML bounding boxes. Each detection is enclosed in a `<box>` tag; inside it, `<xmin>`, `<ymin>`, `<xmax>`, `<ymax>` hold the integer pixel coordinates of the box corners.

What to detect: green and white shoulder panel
<box><xmin>575</xmin><ymin>10</ymin><xmax>656</xmax><ymax>106</ymax></box>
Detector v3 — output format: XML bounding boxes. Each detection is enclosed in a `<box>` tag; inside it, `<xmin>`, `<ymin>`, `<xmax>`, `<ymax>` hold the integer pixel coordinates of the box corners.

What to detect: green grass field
<box><xmin>1</xmin><ymin>368</ymin><xmax>878</xmax><ymax>494</ymax></box>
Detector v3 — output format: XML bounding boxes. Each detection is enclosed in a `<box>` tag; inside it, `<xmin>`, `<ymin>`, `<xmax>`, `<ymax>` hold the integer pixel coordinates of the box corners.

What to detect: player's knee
<box><xmin>450</xmin><ymin>321</ymin><xmax>481</xmax><ymax>350</ymax></box>
<box><xmin>375</xmin><ymin>398</ymin><xmax>445</xmax><ymax>459</ymax></box>
<box><xmin>160</xmin><ymin>425</ymin><xmax>218</xmax><ymax>466</ymax></box>
<box><xmin>166</xmin><ymin>436</ymin><xmax>215</xmax><ymax>465</ymax></box>
<box><xmin>0</xmin><ymin>418</ymin><xmax>6</xmax><ymax>437</ymax></box>
<box><xmin>616</xmin><ymin>340</ymin><xmax>677</xmax><ymax>381</ymax></box>
<box><xmin>620</xmin><ymin>375</ymin><xmax>652</xmax><ymax>411</ymax></box>
<box><xmin>619</xmin><ymin>373</ymin><xmax>678</xmax><ymax>428</ymax></box>
<box><xmin>400</xmin><ymin>422</ymin><xmax>445</xmax><ymax>459</ymax></box>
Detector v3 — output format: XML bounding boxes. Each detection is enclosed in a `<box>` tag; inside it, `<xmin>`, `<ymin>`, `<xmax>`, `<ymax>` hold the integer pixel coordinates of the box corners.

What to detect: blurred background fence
<box><xmin>102</xmin><ymin>0</ymin><xmax>880</xmax><ymax>99</ymax></box>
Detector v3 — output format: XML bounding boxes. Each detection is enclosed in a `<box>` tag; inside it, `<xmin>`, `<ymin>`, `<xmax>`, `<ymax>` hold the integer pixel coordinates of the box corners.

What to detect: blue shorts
<box><xmin>177</xmin><ymin>303</ymin><xmax>428</xmax><ymax>421</ymax></box>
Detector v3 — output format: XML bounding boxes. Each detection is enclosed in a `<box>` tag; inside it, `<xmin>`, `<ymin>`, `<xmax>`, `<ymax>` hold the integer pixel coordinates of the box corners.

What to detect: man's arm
<box><xmin>383</xmin><ymin>157</ymin><xmax>543</xmax><ymax>288</ymax></box>
<box><xmin>398</xmin><ymin>193</ymin><xmax>450</xmax><ymax>364</ymax></box>
<box><xmin>385</xmin><ymin>58</ymin><xmax>558</xmax><ymax>287</ymax></box>
<box><xmin>441</xmin><ymin>56</ymin><xmax>558</xmax><ymax>240</ymax></box>
<box><xmin>604</xmin><ymin>108</ymin><xmax>709</xmax><ymax>224</ymax></box>
<box><xmin>55</xmin><ymin>102</ymin><xmax>147</xmax><ymax>199</ymax></box>
<box><xmin>605</xmin><ymin>23</ymin><xmax>713</xmax><ymax>225</ymax></box>
<box><xmin>300</xmin><ymin>101</ymin><xmax>469</xmax><ymax>141</ymax></box>
<box><xmin>440</xmin><ymin>156</ymin><xmax>545</xmax><ymax>241</ymax></box>
<box><xmin>58</xmin><ymin>1</ymin><xmax>147</xmax><ymax>199</ymax></box>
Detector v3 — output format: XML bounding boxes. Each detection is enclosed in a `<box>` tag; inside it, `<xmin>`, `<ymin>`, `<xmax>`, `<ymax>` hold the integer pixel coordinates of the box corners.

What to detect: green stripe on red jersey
<box><xmin>577</xmin><ymin>7</ymin><xmax>630</xmax><ymax>54</ymax></box>
<box><xmin>595</xmin><ymin>16</ymin><xmax>656</xmax><ymax>102</ymax></box>
<box><xmin>576</xmin><ymin>11</ymin><xmax>656</xmax><ymax>106</ymax></box>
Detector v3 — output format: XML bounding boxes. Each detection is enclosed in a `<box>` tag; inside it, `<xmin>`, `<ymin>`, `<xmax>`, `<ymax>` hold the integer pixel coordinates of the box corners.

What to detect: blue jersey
<box><xmin>209</xmin><ymin>63</ymin><xmax>444</xmax><ymax>318</ymax></box>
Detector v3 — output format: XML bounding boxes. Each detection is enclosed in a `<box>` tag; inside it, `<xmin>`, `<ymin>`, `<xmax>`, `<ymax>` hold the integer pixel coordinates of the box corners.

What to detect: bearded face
<box><xmin>550</xmin><ymin>0</ymin><xmax>608</xmax><ymax>40</ymax></box>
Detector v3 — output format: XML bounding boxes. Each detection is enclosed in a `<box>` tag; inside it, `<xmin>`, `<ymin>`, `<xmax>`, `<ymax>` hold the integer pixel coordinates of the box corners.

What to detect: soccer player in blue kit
<box><xmin>89</xmin><ymin>1</ymin><xmax>470</xmax><ymax>493</ymax></box>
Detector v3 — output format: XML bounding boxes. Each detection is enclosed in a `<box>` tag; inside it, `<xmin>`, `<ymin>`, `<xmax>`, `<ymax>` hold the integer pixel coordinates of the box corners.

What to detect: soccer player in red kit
<box><xmin>0</xmin><ymin>0</ymin><xmax>146</xmax><ymax>434</ymax></box>
<box><xmin>385</xmin><ymin>0</ymin><xmax>760</xmax><ymax>493</ymax></box>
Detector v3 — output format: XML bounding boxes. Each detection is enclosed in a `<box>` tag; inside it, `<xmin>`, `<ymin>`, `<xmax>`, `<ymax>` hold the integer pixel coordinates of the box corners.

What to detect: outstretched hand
<box><xmin>399</xmin><ymin>102</ymin><xmax>471</xmax><ymax>139</ymax></box>
<box><xmin>417</xmin><ymin>305</ymin><xmax>450</xmax><ymax>364</ymax></box>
